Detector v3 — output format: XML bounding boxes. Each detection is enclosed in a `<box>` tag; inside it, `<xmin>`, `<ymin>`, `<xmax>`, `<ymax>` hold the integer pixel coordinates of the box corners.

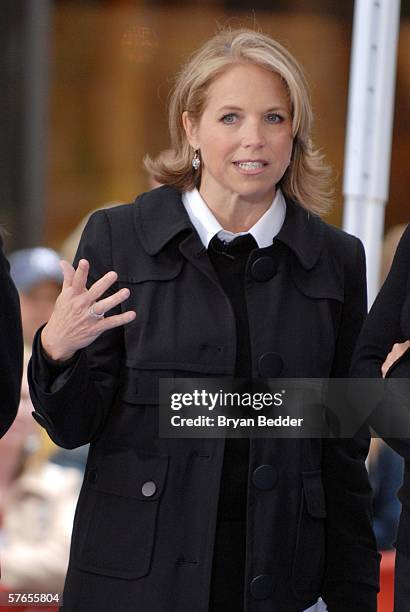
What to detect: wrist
<box><xmin>40</xmin><ymin>325</ymin><xmax>75</xmax><ymax>362</ymax></box>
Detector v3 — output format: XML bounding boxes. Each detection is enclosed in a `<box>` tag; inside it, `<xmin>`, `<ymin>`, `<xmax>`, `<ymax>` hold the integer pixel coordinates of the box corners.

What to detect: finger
<box><xmin>397</xmin><ymin>346</ymin><xmax>407</xmax><ymax>358</ymax></box>
<box><xmin>71</xmin><ymin>259</ymin><xmax>90</xmax><ymax>293</ymax></box>
<box><xmin>381</xmin><ymin>359</ymin><xmax>390</xmax><ymax>378</ymax></box>
<box><xmin>92</xmin><ymin>287</ymin><xmax>131</xmax><ymax>315</ymax></box>
<box><xmin>99</xmin><ymin>310</ymin><xmax>136</xmax><ymax>331</ymax></box>
<box><xmin>60</xmin><ymin>260</ymin><xmax>75</xmax><ymax>290</ymax></box>
<box><xmin>391</xmin><ymin>341</ymin><xmax>410</xmax><ymax>361</ymax></box>
<box><xmin>88</xmin><ymin>270</ymin><xmax>118</xmax><ymax>302</ymax></box>
<box><xmin>397</xmin><ymin>342</ymin><xmax>410</xmax><ymax>359</ymax></box>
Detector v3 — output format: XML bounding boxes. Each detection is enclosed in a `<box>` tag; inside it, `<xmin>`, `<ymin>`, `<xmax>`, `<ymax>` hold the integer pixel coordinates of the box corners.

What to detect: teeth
<box><xmin>236</xmin><ymin>161</ymin><xmax>264</xmax><ymax>170</ymax></box>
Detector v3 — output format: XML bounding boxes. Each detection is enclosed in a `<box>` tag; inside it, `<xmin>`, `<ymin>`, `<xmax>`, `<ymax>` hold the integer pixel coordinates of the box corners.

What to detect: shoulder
<box><xmin>99</xmin><ymin>186</ymin><xmax>181</xmax><ymax>219</ymax></box>
<box><xmin>315</xmin><ymin>217</ymin><xmax>366</xmax><ymax>299</ymax></box>
<box><xmin>394</xmin><ymin>223</ymin><xmax>410</xmax><ymax>263</ymax></box>
<box><xmin>0</xmin><ymin>233</ymin><xmax>10</xmax><ymax>274</ymax></box>
<box><xmin>0</xmin><ymin>238</ymin><xmax>19</xmax><ymax>303</ymax></box>
<box><xmin>320</xmin><ymin>218</ymin><xmax>363</xmax><ymax>259</ymax></box>
<box><xmin>77</xmin><ymin>187</ymin><xmax>188</xmax><ymax>275</ymax></box>
<box><xmin>315</xmin><ymin>217</ymin><xmax>365</xmax><ymax>277</ymax></box>
<box><xmin>88</xmin><ymin>202</ymin><xmax>135</xmax><ymax>229</ymax></box>
<box><xmin>281</xmin><ymin>199</ymin><xmax>363</xmax><ymax>271</ymax></box>
<box><xmin>90</xmin><ymin>186</ymin><xmax>183</xmax><ymax>230</ymax></box>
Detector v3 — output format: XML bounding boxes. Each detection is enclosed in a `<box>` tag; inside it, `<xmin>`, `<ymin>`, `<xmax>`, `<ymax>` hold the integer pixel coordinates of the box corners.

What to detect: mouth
<box><xmin>233</xmin><ymin>160</ymin><xmax>268</xmax><ymax>173</ymax></box>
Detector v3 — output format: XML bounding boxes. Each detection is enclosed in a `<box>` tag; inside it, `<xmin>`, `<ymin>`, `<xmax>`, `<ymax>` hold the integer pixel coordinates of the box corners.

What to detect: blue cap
<box><xmin>9</xmin><ymin>247</ymin><xmax>63</xmax><ymax>292</ymax></box>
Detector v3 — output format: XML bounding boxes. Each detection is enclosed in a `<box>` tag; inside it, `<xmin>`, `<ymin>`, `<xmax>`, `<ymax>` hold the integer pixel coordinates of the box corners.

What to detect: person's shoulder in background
<box><xmin>0</xmin><ymin>235</ymin><xmax>23</xmax><ymax>438</ymax></box>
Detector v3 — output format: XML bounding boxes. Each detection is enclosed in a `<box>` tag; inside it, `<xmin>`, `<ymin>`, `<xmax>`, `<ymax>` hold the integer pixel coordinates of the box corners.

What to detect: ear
<box><xmin>182</xmin><ymin>111</ymin><xmax>199</xmax><ymax>149</ymax></box>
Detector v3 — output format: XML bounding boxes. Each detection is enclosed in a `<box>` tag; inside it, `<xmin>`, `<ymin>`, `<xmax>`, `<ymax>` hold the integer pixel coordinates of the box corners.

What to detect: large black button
<box><xmin>251</xmin><ymin>257</ymin><xmax>276</xmax><ymax>281</ymax></box>
<box><xmin>252</xmin><ymin>464</ymin><xmax>278</xmax><ymax>490</ymax></box>
<box><xmin>250</xmin><ymin>574</ymin><xmax>275</xmax><ymax>599</ymax></box>
<box><xmin>258</xmin><ymin>352</ymin><xmax>283</xmax><ymax>377</ymax></box>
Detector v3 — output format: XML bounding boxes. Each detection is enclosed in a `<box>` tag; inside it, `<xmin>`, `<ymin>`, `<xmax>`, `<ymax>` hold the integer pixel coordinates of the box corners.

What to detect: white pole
<box><xmin>342</xmin><ymin>0</ymin><xmax>401</xmax><ymax>306</ymax></box>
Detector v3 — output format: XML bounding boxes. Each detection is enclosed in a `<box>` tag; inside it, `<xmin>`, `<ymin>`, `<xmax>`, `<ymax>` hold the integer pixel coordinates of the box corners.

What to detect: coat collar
<box><xmin>134</xmin><ymin>186</ymin><xmax>193</xmax><ymax>256</ymax></box>
<box><xmin>275</xmin><ymin>198</ymin><xmax>324</xmax><ymax>270</ymax></box>
<box><xmin>134</xmin><ymin>185</ymin><xmax>323</xmax><ymax>270</ymax></box>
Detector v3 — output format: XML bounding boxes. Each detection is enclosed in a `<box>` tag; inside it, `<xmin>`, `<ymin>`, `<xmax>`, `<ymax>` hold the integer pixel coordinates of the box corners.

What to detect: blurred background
<box><xmin>1</xmin><ymin>0</ymin><xmax>409</xmax><ymax>253</ymax></box>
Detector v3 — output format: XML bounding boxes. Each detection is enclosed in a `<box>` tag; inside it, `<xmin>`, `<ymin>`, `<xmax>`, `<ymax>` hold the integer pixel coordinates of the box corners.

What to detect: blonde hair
<box><xmin>145</xmin><ymin>28</ymin><xmax>333</xmax><ymax>215</ymax></box>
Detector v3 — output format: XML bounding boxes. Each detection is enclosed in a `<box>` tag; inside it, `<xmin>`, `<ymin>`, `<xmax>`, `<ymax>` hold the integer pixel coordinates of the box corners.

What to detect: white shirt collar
<box><xmin>181</xmin><ymin>188</ymin><xmax>286</xmax><ymax>249</ymax></box>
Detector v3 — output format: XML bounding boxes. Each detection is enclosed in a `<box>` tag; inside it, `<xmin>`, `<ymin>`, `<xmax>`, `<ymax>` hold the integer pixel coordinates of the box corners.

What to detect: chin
<box><xmin>236</xmin><ymin>186</ymin><xmax>276</xmax><ymax>203</ymax></box>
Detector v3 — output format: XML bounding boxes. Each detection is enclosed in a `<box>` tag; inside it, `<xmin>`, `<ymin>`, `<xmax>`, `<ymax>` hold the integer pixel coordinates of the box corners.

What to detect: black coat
<box><xmin>29</xmin><ymin>186</ymin><xmax>379</xmax><ymax>611</ymax></box>
<box><xmin>0</xmin><ymin>235</ymin><xmax>23</xmax><ymax>438</ymax></box>
<box><xmin>351</xmin><ymin>224</ymin><xmax>410</xmax><ymax>558</ymax></box>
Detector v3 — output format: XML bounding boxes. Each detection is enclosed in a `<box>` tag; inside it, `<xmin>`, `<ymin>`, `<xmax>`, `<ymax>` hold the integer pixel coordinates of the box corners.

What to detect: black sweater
<box><xmin>207</xmin><ymin>234</ymin><xmax>258</xmax><ymax>612</ymax></box>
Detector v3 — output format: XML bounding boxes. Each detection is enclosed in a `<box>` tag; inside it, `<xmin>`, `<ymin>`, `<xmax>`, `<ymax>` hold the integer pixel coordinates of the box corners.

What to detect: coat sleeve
<box><xmin>28</xmin><ymin>210</ymin><xmax>125</xmax><ymax>449</ymax></box>
<box><xmin>0</xmin><ymin>235</ymin><xmax>23</xmax><ymax>438</ymax></box>
<box><xmin>322</xmin><ymin>236</ymin><xmax>380</xmax><ymax>611</ymax></box>
<box><xmin>350</xmin><ymin>225</ymin><xmax>410</xmax><ymax>457</ymax></box>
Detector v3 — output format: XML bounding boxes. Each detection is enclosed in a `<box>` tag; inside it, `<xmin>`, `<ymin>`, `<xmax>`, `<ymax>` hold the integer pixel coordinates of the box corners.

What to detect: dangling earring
<box><xmin>192</xmin><ymin>149</ymin><xmax>201</xmax><ymax>170</ymax></box>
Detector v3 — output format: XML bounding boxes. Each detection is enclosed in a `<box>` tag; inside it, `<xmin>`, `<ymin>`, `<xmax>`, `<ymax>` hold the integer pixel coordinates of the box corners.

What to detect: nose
<box><xmin>241</xmin><ymin>119</ymin><xmax>265</xmax><ymax>149</ymax></box>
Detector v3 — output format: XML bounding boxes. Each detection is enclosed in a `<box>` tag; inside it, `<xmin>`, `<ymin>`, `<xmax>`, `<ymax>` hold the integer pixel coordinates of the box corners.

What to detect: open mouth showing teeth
<box><xmin>234</xmin><ymin>161</ymin><xmax>265</xmax><ymax>170</ymax></box>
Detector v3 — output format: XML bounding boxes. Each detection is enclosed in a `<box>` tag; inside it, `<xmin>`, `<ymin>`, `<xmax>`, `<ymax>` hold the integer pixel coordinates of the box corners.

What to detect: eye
<box><xmin>265</xmin><ymin>113</ymin><xmax>283</xmax><ymax>124</ymax></box>
<box><xmin>220</xmin><ymin>113</ymin><xmax>238</xmax><ymax>124</ymax></box>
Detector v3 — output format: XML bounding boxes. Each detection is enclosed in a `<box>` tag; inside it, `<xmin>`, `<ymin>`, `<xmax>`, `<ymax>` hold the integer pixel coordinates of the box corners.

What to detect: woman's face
<box><xmin>183</xmin><ymin>63</ymin><xmax>293</xmax><ymax>207</ymax></box>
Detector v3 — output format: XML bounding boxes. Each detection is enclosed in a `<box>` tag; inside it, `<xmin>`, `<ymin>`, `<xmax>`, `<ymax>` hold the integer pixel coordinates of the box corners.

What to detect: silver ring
<box><xmin>89</xmin><ymin>304</ymin><xmax>105</xmax><ymax>320</ymax></box>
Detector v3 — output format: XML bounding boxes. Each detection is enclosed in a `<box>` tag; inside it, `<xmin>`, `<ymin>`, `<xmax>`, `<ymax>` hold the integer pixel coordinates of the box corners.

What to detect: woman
<box><xmin>351</xmin><ymin>224</ymin><xmax>410</xmax><ymax>611</ymax></box>
<box><xmin>0</xmin><ymin>234</ymin><xmax>23</xmax><ymax>439</ymax></box>
<box><xmin>28</xmin><ymin>29</ymin><xmax>379</xmax><ymax>611</ymax></box>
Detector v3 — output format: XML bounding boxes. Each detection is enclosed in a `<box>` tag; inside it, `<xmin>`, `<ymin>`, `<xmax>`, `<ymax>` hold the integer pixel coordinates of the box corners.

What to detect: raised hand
<box><xmin>40</xmin><ymin>259</ymin><xmax>136</xmax><ymax>361</ymax></box>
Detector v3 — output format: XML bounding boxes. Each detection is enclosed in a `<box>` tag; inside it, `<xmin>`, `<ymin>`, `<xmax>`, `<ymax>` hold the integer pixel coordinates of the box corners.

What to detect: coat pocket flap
<box><xmin>88</xmin><ymin>448</ymin><xmax>168</xmax><ymax>501</ymax></box>
<box><xmin>118</xmin><ymin>259</ymin><xmax>183</xmax><ymax>284</ymax></box>
<box><xmin>301</xmin><ymin>470</ymin><xmax>327</xmax><ymax>518</ymax></box>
